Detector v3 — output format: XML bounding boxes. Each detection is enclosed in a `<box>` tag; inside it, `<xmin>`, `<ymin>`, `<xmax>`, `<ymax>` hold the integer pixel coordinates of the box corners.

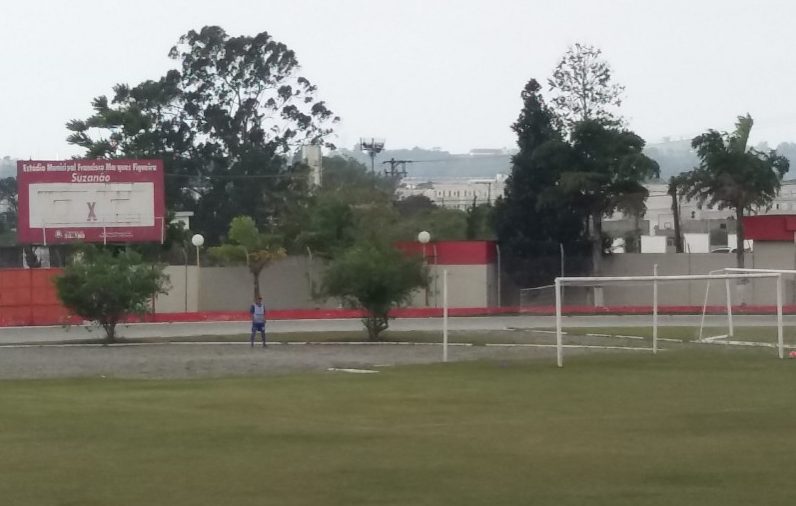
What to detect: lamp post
<box><xmin>191</xmin><ymin>234</ymin><xmax>204</xmax><ymax>267</ymax></box>
<box><xmin>418</xmin><ymin>231</ymin><xmax>431</xmax><ymax>306</ymax></box>
<box><xmin>191</xmin><ymin>234</ymin><xmax>204</xmax><ymax>313</ymax></box>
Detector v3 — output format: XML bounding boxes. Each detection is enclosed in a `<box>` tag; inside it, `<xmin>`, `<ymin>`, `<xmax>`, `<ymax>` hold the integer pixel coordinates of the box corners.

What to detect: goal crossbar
<box><xmin>554</xmin><ymin>272</ymin><xmax>784</xmax><ymax>368</ymax></box>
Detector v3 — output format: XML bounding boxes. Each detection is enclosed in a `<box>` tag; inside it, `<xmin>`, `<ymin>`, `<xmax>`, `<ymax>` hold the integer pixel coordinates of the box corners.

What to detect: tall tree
<box><xmin>66</xmin><ymin>26</ymin><xmax>339</xmax><ymax>243</ymax></box>
<box><xmin>681</xmin><ymin>114</ymin><xmax>789</xmax><ymax>267</ymax></box>
<box><xmin>560</xmin><ymin>120</ymin><xmax>659</xmax><ymax>301</ymax></box>
<box><xmin>548</xmin><ymin>43</ymin><xmax>625</xmax><ymax>130</ymax></box>
<box><xmin>494</xmin><ymin>79</ymin><xmax>584</xmax><ymax>258</ymax></box>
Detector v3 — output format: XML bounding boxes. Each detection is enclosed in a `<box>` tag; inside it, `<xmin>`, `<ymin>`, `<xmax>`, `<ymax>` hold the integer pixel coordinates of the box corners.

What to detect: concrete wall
<box><xmin>600</xmin><ymin>254</ymin><xmax>735</xmax><ymax>306</ymax></box>
<box><xmin>152</xmin><ymin>247</ymin><xmax>796</xmax><ymax>312</ymax></box>
<box><xmin>598</xmin><ymin>249</ymin><xmax>796</xmax><ymax>306</ymax></box>
<box><xmin>746</xmin><ymin>242</ymin><xmax>796</xmax><ymax>305</ymax></box>
<box><xmin>154</xmin><ymin>265</ymin><xmax>200</xmax><ymax>313</ymax></box>
<box><xmin>445</xmin><ymin>265</ymin><xmax>491</xmax><ymax>307</ymax></box>
<box><xmin>150</xmin><ymin>255</ymin><xmax>499</xmax><ymax>313</ymax></box>
<box><xmin>198</xmin><ymin>256</ymin><xmax>333</xmax><ymax>311</ymax></box>
<box><xmin>407</xmin><ymin>264</ymin><xmax>495</xmax><ymax>308</ymax></box>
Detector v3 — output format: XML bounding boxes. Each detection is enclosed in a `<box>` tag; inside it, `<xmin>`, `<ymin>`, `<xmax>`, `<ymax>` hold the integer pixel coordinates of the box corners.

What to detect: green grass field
<box><xmin>2</xmin><ymin>348</ymin><xmax>796</xmax><ymax>505</ymax></box>
<box><xmin>562</xmin><ymin>326</ymin><xmax>796</xmax><ymax>345</ymax></box>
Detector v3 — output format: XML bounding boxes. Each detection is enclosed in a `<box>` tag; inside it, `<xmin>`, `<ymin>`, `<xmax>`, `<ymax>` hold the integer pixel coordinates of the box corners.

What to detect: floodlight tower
<box><xmin>359</xmin><ymin>137</ymin><xmax>385</xmax><ymax>173</ymax></box>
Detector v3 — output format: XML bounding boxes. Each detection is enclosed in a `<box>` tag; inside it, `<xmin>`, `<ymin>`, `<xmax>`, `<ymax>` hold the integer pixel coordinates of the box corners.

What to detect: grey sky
<box><xmin>3</xmin><ymin>0</ymin><xmax>796</xmax><ymax>158</ymax></box>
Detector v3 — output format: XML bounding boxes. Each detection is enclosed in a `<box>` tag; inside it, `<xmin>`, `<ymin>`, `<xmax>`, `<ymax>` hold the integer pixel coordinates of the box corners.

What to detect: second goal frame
<box><xmin>554</xmin><ymin>272</ymin><xmax>784</xmax><ymax>368</ymax></box>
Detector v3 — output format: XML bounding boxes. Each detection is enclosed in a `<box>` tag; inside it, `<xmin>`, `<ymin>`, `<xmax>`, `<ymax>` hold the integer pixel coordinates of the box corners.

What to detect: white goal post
<box><xmin>699</xmin><ymin>267</ymin><xmax>794</xmax><ymax>345</ymax></box>
<box><xmin>554</xmin><ymin>272</ymin><xmax>784</xmax><ymax>368</ymax></box>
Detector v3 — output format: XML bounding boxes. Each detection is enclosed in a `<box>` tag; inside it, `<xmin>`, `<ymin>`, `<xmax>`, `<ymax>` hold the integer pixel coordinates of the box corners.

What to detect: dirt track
<box><xmin>0</xmin><ymin>342</ymin><xmax>583</xmax><ymax>379</ymax></box>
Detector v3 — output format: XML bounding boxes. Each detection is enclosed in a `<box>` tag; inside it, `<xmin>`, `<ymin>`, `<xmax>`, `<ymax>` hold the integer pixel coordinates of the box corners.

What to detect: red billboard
<box><xmin>17</xmin><ymin>159</ymin><xmax>166</xmax><ymax>244</ymax></box>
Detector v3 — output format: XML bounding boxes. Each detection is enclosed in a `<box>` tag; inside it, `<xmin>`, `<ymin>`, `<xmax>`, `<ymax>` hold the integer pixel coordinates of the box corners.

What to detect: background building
<box><xmin>396</xmin><ymin>175</ymin><xmax>507</xmax><ymax>210</ymax></box>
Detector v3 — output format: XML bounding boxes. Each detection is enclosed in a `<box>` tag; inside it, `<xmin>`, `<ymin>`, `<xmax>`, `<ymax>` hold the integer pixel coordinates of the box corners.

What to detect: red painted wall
<box><xmin>395</xmin><ymin>240</ymin><xmax>497</xmax><ymax>265</ymax></box>
<box><xmin>743</xmin><ymin>215</ymin><xmax>796</xmax><ymax>241</ymax></box>
<box><xmin>0</xmin><ymin>268</ymin><xmax>73</xmax><ymax>326</ymax></box>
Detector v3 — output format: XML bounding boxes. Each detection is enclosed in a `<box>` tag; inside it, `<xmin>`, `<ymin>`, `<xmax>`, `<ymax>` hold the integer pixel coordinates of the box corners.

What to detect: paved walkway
<box><xmin>0</xmin><ymin>314</ymin><xmax>789</xmax><ymax>345</ymax></box>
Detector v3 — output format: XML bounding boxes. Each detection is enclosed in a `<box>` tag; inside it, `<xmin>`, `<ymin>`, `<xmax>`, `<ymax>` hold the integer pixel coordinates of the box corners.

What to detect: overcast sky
<box><xmin>3</xmin><ymin>0</ymin><xmax>796</xmax><ymax>158</ymax></box>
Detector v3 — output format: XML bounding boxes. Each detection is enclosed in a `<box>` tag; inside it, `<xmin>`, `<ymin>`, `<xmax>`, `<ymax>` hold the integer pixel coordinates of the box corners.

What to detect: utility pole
<box><xmin>382</xmin><ymin>158</ymin><xmax>412</xmax><ymax>178</ymax></box>
<box><xmin>359</xmin><ymin>138</ymin><xmax>385</xmax><ymax>173</ymax></box>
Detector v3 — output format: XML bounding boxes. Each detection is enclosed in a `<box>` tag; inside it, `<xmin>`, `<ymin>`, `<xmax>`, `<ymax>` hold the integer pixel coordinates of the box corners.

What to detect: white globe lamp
<box><xmin>191</xmin><ymin>234</ymin><xmax>204</xmax><ymax>267</ymax></box>
<box><xmin>417</xmin><ymin>231</ymin><xmax>431</xmax><ymax>244</ymax></box>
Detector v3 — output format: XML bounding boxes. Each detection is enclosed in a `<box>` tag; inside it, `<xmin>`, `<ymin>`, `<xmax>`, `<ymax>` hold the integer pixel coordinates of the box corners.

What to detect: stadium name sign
<box><xmin>16</xmin><ymin>159</ymin><xmax>166</xmax><ymax>245</ymax></box>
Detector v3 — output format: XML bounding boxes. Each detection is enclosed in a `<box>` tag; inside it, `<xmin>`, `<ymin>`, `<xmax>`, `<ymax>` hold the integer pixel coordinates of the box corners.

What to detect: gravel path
<box><xmin>0</xmin><ymin>342</ymin><xmax>587</xmax><ymax>379</ymax></box>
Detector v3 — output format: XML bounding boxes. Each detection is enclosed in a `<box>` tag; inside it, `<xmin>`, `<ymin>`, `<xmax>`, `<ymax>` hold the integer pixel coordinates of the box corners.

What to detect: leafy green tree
<box><xmin>208</xmin><ymin>216</ymin><xmax>286</xmax><ymax>298</ymax></box>
<box><xmin>465</xmin><ymin>203</ymin><xmax>495</xmax><ymax>240</ymax></box>
<box><xmin>394</xmin><ymin>195</ymin><xmax>436</xmax><ymax>217</ymax></box>
<box><xmin>561</xmin><ymin>120</ymin><xmax>659</xmax><ymax>286</ymax></box>
<box><xmin>681</xmin><ymin>114</ymin><xmax>789</xmax><ymax>267</ymax></box>
<box><xmin>412</xmin><ymin>208</ymin><xmax>468</xmax><ymax>240</ymax></box>
<box><xmin>0</xmin><ymin>176</ymin><xmax>45</xmax><ymax>266</ymax></box>
<box><xmin>295</xmin><ymin>155</ymin><xmax>395</xmax><ymax>257</ymax></box>
<box><xmin>322</xmin><ymin>155</ymin><xmax>391</xmax><ymax>193</ymax></box>
<box><xmin>66</xmin><ymin>25</ymin><xmax>338</xmax><ymax>243</ymax></box>
<box><xmin>494</xmin><ymin>79</ymin><xmax>584</xmax><ymax>257</ymax></box>
<box><xmin>548</xmin><ymin>43</ymin><xmax>625</xmax><ymax>130</ymax></box>
<box><xmin>55</xmin><ymin>247</ymin><xmax>169</xmax><ymax>342</ymax></box>
<box><xmin>0</xmin><ymin>177</ymin><xmax>17</xmax><ymax>226</ymax></box>
<box><xmin>295</xmin><ymin>194</ymin><xmax>356</xmax><ymax>259</ymax></box>
<box><xmin>323</xmin><ymin>241</ymin><xmax>427</xmax><ymax>340</ymax></box>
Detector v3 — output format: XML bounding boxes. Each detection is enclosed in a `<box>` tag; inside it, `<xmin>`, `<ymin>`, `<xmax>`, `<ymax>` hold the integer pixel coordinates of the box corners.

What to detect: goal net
<box><xmin>553</xmin><ymin>272</ymin><xmax>785</xmax><ymax>367</ymax></box>
<box><xmin>519</xmin><ymin>284</ymin><xmax>557</xmax><ymax>309</ymax></box>
<box><xmin>699</xmin><ymin>268</ymin><xmax>794</xmax><ymax>352</ymax></box>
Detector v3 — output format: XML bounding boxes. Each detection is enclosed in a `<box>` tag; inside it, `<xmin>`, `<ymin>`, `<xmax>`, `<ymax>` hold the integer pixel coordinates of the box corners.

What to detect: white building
<box><xmin>605</xmin><ymin>181</ymin><xmax>796</xmax><ymax>237</ymax></box>
<box><xmin>396</xmin><ymin>175</ymin><xmax>507</xmax><ymax>210</ymax></box>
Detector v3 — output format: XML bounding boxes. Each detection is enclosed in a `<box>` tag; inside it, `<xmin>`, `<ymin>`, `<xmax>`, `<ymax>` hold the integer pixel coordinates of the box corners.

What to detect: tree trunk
<box><xmin>252</xmin><ymin>267</ymin><xmax>263</xmax><ymax>299</ymax></box>
<box><xmin>364</xmin><ymin>313</ymin><xmax>389</xmax><ymax>340</ymax></box>
<box><xmin>735</xmin><ymin>207</ymin><xmax>748</xmax><ymax>305</ymax></box>
<box><xmin>23</xmin><ymin>245</ymin><xmax>41</xmax><ymax>268</ymax></box>
<box><xmin>591</xmin><ymin>213</ymin><xmax>604</xmax><ymax>306</ymax></box>
<box><xmin>670</xmin><ymin>187</ymin><xmax>684</xmax><ymax>253</ymax></box>
<box><xmin>101</xmin><ymin>318</ymin><xmax>117</xmax><ymax>344</ymax></box>
<box><xmin>735</xmin><ymin>207</ymin><xmax>745</xmax><ymax>269</ymax></box>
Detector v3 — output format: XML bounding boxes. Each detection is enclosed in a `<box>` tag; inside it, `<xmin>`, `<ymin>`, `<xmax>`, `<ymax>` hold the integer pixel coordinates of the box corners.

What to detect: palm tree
<box><xmin>681</xmin><ymin>115</ymin><xmax>789</xmax><ymax>267</ymax></box>
<box><xmin>667</xmin><ymin>175</ymin><xmax>686</xmax><ymax>253</ymax></box>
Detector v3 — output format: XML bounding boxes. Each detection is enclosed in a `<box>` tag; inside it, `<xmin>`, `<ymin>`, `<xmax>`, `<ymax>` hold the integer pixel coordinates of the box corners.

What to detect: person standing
<box><xmin>250</xmin><ymin>296</ymin><xmax>267</xmax><ymax>347</ymax></box>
